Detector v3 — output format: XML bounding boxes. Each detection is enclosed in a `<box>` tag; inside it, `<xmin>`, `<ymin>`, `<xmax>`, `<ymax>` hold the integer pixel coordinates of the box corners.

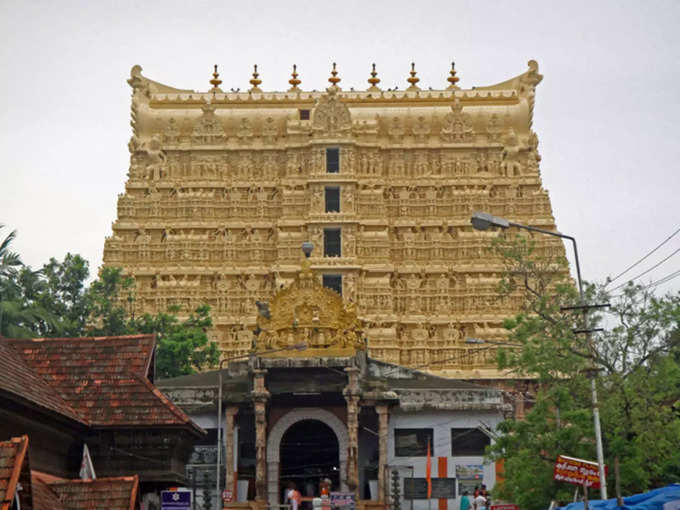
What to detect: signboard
<box><xmin>161</xmin><ymin>490</ymin><xmax>191</xmax><ymax>510</ymax></box>
<box><xmin>222</xmin><ymin>489</ymin><xmax>233</xmax><ymax>503</ymax></box>
<box><xmin>491</xmin><ymin>505</ymin><xmax>519</xmax><ymax>510</ymax></box>
<box><xmin>455</xmin><ymin>465</ymin><xmax>484</xmax><ymax>480</ymax></box>
<box><xmin>404</xmin><ymin>478</ymin><xmax>457</xmax><ymax>499</ymax></box>
<box><xmin>330</xmin><ymin>491</ymin><xmax>356</xmax><ymax>510</ymax></box>
<box><xmin>553</xmin><ymin>455</ymin><xmax>607</xmax><ymax>489</ymax></box>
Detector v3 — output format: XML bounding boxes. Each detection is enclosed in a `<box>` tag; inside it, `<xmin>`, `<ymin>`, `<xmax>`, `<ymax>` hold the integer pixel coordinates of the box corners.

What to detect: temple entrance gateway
<box><xmin>267</xmin><ymin>408</ymin><xmax>349</xmax><ymax>507</ymax></box>
<box><xmin>280</xmin><ymin>420</ymin><xmax>340</xmax><ymax>501</ymax></box>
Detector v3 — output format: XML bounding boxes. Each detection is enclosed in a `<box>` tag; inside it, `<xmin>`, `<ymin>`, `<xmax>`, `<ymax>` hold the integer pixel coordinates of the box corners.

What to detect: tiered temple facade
<box><xmin>103</xmin><ymin>61</ymin><xmax>564</xmax><ymax>377</ymax></box>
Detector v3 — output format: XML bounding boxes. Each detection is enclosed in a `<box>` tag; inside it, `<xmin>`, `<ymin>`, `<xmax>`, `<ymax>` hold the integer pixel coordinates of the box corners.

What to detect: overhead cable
<box><xmin>606</xmin><ymin>226</ymin><xmax>680</xmax><ymax>287</ymax></box>
<box><xmin>609</xmin><ymin>246</ymin><xmax>680</xmax><ymax>292</ymax></box>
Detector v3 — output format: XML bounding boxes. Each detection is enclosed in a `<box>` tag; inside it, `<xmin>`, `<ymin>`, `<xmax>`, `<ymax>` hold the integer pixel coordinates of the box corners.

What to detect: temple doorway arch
<box><xmin>267</xmin><ymin>408</ymin><xmax>348</xmax><ymax>507</ymax></box>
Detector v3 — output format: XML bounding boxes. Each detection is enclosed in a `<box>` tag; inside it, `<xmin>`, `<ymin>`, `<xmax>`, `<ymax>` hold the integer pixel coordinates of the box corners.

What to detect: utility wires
<box><xmin>605</xmin><ymin>225</ymin><xmax>680</xmax><ymax>294</ymax></box>
<box><xmin>605</xmin><ymin>226</ymin><xmax>680</xmax><ymax>286</ymax></box>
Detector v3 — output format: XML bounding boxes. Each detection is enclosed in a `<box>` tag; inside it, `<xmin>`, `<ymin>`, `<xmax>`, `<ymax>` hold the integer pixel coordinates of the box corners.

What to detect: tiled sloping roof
<box><xmin>0</xmin><ymin>436</ymin><xmax>29</xmax><ymax>510</ymax></box>
<box><xmin>31</xmin><ymin>474</ymin><xmax>70</xmax><ymax>510</ymax></box>
<box><xmin>47</xmin><ymin>476</ymin><xmax>138</xmax><ymax>510</ymax></box>
<box><xmin>5</xmin><ymin>335</ymin><xmax>202</xmax><ymax>431</ymax></box>
<box><xmin>0</xmin><ymin>341</ymin><xmax>84</xmax><ymax>424</ymax></box>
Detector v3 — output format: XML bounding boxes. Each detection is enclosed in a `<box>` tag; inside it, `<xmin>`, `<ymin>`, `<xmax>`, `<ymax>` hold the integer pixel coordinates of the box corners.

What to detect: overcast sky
<box><xmin>2</xmin><ymin>0</ymin><xmax>679</xmax><ymax>297</ymax></box>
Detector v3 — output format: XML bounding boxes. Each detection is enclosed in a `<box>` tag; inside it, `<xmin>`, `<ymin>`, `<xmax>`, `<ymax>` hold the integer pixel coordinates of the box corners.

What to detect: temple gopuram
<box><xmin>103</xmin><ymin>61</ymin><xmax>565</xmax><ymax>378</ymax></box>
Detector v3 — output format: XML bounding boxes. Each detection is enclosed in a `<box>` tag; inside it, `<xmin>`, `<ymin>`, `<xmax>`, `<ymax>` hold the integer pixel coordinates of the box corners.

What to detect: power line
<box><xmin>609</xmin><ymin>246</ymin><xmax>680</xmax><ymax>292</ymax></box>
<box><xmin>644</xmin><ymin>268</ymin><xmax>680</xmax><ymax>291</ymax></box>
<box><xmin>606</xmin><ymin>226</ymin><xmax>680</xmax><ymax>286</ymax></box>
<box><xmin>610</xmin><ymin>267</ymin><xmax>680</xmax><ymax>298</ymax></box>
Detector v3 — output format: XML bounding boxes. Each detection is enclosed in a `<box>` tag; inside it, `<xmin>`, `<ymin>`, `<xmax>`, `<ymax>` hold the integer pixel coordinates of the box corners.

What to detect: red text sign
<box><xmin>553</xmin><ymin>455</ymin><xmax>606</xmax><ymax>489</ymax></box>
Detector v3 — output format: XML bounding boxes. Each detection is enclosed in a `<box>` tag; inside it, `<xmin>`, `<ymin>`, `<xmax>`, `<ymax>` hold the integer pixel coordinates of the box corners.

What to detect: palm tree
<box><xmin>0</xmin><ymin>224</ymin><xmax>22</xmax><ymax>280</ymax></box>
<box><xmin>0</xmin><ymin>225</ymin><xmax>57</xmax><ymax>338</ymax></box>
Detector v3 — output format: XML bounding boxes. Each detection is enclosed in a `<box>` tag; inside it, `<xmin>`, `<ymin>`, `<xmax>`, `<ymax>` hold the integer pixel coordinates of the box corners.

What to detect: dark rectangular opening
<box><xmin>326</xmin><ymin>148</ymin><xmax>340</xmax><ymax>173</ymax></box>
<box><xmin>299</xmin><ymin>109</ymin><xmax>310</xmax><ymax>120</ymax></box>
<box><xmin>451</xmin><ymin>428</ymin><xmax>491</xmax><ymax>456</ymax></box>
<box><xmin>322</xmin><ymin>274</ymin><xmax>342</xmax><ymax>296</ymax></box>
<box><xmin>323</xmin><ymin>228</ymin><xmax>341</xmax><ymax>257</ymax></box>
<box><xmin>394</xmin><ymin>428</ymin><xmax>433</xmax><ymax>457</ymax></box>
<box><xmin>325</xmin><ymin>187</ymin><xmax>340</xmax><ymax>213</ymax></box>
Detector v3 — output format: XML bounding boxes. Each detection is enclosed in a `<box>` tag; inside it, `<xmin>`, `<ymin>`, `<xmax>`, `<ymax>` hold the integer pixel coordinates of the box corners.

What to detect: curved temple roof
<box><xmin>127</xmin><ymin>60</ymin><xmax>542</xmax><ymax>107</ymax></box>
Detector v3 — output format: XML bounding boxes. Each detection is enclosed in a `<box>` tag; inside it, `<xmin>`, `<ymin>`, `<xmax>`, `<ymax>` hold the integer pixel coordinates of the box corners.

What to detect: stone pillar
<box><xmin>252</xmin><ymin>369</ymin><xmax>270</xmax><ymax>502</ymax></box>
<box><xmin>343</xmin><ymin>367</ymin><xmax>361</xmax><ymax>496</ymax></box>
<box><xmin>376</xmin><ymin>404</ymin><xmax>389</xmax><ymax>502</ymax></box>
<box><xmin>224</xmin><ymin>406</ymin><xmax>239</xmax><ymax>497</ymax></box>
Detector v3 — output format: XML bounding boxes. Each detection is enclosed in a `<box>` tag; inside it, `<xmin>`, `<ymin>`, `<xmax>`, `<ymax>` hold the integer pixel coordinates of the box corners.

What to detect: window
<box><xmin>299</xmin><ymin>109</ymin><xmax>310</xmax><ymax>120</ymax></box>
<box><xmin>325</xmin><ymin>187</ymin><xmax>340</xmax><ymax>213</ymax></box>
<box><xmin>322</xmin><ymin>274</ymin><xmax>342</xmax><ymax>295</ymax></box>
<box><xmin>326</xmin><ymin>148</ymin><xmax>340</xmax><ymax>173</ymax></box>
<box><xmin>394</xmin><ymin>428</ymin><xmax>433</xmax><ymax>457</ymax></box>
<box><xmin>323</xmin><ymin>228</ymin><xmax>341</xmax><ymax>257</ymax></box>
<box><xmin>451</xmin><ymin>428</ymin><xmax>490</xmax><ymax>456</ymax></box>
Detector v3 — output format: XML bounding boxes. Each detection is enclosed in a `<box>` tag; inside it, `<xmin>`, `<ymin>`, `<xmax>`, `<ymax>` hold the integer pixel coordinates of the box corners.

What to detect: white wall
<box><xmin>388</xmin><ymin>410</ymin><xmax>503</xmax><ymax>510</ymax></box>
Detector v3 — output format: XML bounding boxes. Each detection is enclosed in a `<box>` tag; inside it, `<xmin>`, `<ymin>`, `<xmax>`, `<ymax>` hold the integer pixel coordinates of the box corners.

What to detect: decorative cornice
<box><xmin>148</xmin><ymin>89</ymin><xmax>519</xmax><ymax>109</ymax></box>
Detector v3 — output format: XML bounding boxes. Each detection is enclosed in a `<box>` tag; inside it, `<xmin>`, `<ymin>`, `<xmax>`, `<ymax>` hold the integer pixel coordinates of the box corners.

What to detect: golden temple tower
<box><xmin>104</xmin><ymin>60</ymin><xmax>564</xmax><ymax>378</ymax></box>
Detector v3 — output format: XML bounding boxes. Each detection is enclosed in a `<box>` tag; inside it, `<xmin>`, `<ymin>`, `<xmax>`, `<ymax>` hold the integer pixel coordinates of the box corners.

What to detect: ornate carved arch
<box><xmin>266</xmin><ymin>408</ymin><xmax>349</xmax><ymax>506</ymax></box>
<box><xmin>267</xmin><ymin>407</ymin><xmax>348</xmax><ymax>462</ymax></box>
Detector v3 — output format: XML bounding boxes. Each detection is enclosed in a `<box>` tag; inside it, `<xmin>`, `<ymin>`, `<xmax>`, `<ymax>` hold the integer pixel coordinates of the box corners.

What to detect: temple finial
<box><xmin>367</xmin><ymin>63</ymin><xmax>381</xmax><ymax>91</ymax></box>
<box><xmin>447</xmin><ymin>61</ymin><xmax>460</xmax><ymax>90</ymax></box>
<box><xmin>406</xmin><ymin>62</ymin><xmax>420</xmax><ymax>91</ymax></box>
<box><xmin>249</xmin><ymin>64</ymin><xmax>262</xmax><ymax>93</ymax></box>
<box><xmin>288</xmin><ymin>64</ymin><xmax>302</xmax><ymax>92</ymax></box>
<box><xmin>209</xmin><ymin>64</ymin><xmax>223</xmax><ymax>93</ymax></box>
<box><xmin>328</xmin><ymin>62</ymin><xmax>341</xmax><ymax>89</ymax></box>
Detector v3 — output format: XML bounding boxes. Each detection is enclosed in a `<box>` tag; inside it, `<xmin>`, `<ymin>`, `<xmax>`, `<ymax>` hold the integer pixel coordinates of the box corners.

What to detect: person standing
<box><xmin>473</xmin><ymin>491</ymin><xmax>487</xmax><ymax>510</ymax></box>
<box><xmin>286</xmin><ymin>482</ymin><xmax>302</xmax><ymax>510</ymax></box>
<box><xmin>460</xmin><ymin>491</ymin><xmax>471</xmax><ymax>510</ymax></box>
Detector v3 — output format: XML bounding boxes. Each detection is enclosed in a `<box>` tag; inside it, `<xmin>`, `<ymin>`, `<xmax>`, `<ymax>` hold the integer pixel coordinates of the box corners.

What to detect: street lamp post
<box><xmin>470</xmin><ymin>211</ymin><xmax>608</xmax><ymax>500</ymax></box>
<box><xmin>215</xmin><ymin>343</ymin><xmax>307</xmax><ymax>506</ymax></box>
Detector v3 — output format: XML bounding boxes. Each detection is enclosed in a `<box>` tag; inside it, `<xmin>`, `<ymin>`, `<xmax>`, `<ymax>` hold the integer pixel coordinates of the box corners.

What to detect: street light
<box><xmin>470</xmin><ymin>211</ymin><xmax>608</xmax><ymax>500</ymax></box>
<box><xmin>215</xmin><ymin>342</ymin><xmax>307</xmax><ymax>506</ymax></box>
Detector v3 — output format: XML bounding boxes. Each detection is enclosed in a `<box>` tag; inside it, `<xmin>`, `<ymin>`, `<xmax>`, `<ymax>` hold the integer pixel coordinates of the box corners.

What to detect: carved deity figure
<box><xmin>192</xmin><ymin>103</ymin><xmax>225</xmax><ymax>145</ymax></box>
<box><xmin>311</xmin><ymin>89</ymin><xmax>352</xmax><ymax>137</ymax></box>
<box><xmin>388</xmin><ymin>116</ymin><xmax>404</xmax><ymax>141</ymax></box>
<box><xmin>262</xmin><ymin>117</ymin><xmax>278</xmax><ymax>144</ymax></box>
<box><xmin>342</xmin><ymin>187</ymin><xmax>354</xmax><ymax>212</ymax></box>
<box><xmin>163</xmin><ymin>117</ymin><xmax>181</xmax><ymax>144</ymax></box>
<box><xmin>440</xmin><ymin>99</ymin><xmax>473</xmax><ymax>143</ymax></box>
<box><xmin>412</xmin><ymin>115</ymin><xmax>430</xmax><ymax>142</ymax></box>
<box><xmin>486</xmin><ymin>113</ymin><xmax>502</xmax><ymax>143</ymax></box>
<box><xmin>237</xmin><ymin>118</ymin><xmax>254</xmax><ymax>144</ymax></box>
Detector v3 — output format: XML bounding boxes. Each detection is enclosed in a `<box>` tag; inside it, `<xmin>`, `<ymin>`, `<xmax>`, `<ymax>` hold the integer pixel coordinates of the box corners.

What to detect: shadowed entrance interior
<box><xmin>279</xmin><ymin>419</ymin><xmax>340</xmax><ymax>501</ymax></box>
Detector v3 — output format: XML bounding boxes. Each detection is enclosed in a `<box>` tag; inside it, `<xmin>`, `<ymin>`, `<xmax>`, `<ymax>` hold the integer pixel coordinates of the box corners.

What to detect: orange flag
<box><xmin>426</xmin><ymin>438</ymin><xmax>432</xmax><ymax>499</ymax></box>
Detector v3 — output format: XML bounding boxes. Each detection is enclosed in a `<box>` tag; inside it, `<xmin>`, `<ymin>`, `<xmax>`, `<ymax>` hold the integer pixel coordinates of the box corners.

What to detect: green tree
<box><xmin>0</xmin><ymin>226</ymin><xmax>57</xmax><ymax>338</ymax></box>
<box><xmin>486</xmin><ymin>235</ymin><xmax>680</xmax><ymax>510</ymax></box>
<box><xmin>133</xmin><ymin>304</ymin><xmax>219</xmax><ymax>378</ymax></box>
<box><xmin>1</xmin><ymin>238</ymin><xmax>220</xmax><ymax>376</ymax></box>
<box><xmin>38</xmin><ymin>254</ymin><xmax>91</xmax><ymax>336</ymax></box>
<box><xmin>0</xmin><ymin>224</ymin><xmax>22</xmax><ymax>279</ymax></box>
<box><xmin>87</xmin><ymin>267</ymin><xmax>219</xmax><ymax>378</ymax></box>
<box><xmin>87</xmin><ymin>266</ymin><xmax>136</xmax><ymax>336</ymax></box>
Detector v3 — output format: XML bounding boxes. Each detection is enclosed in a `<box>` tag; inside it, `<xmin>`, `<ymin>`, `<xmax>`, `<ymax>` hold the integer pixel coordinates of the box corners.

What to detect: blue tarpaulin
<box><xmin>557</xmin><ymin>485</ymin><xmax>680</xmax><ymax>510</ymax></box>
